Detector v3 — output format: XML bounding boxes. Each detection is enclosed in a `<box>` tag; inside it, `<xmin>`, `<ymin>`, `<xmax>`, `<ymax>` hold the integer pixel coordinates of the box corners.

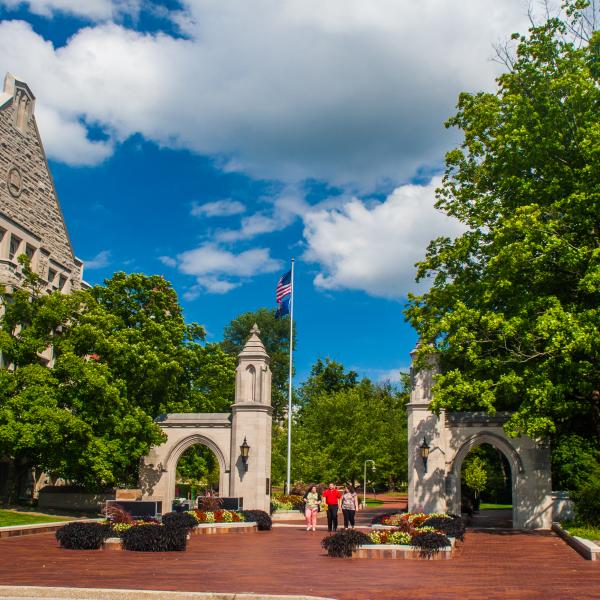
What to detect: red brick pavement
<box><xmin>0</xmin><ymin>498</ymin><xmax>598</xmax><ymax>600</ymax></box>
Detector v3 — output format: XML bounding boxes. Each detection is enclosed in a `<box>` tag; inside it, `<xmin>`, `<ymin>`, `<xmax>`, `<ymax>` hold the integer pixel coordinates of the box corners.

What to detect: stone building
<box><xmin>0</xmin><ymin>72</ymin><xmax>87</xmax><ymax>499</ymax></box>
<box><xmin>0</xmin><ymin>73</ymin><xmax>86</xmax><ymax>302</ymax></box>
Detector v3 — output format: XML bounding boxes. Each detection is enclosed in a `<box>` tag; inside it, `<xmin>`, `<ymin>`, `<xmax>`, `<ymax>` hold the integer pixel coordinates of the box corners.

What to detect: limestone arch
<box><xmin>449</xmin><ymin>431</ymin><xmax>524</xmax><ymax>526</ymax></box>
<box><xmin>140</xmin><ymin>324</ymin><xmax>273</xmax><ymax>513</ymax></box>
<box><xmin>406</xmin><ymin>343</ymin><xmax>553</xmax><ymax>529</ymax></box>
<box><xmin>165</xmin><ymin>433</ymin><xmax>229</xmax><ymax>500</ymax></box>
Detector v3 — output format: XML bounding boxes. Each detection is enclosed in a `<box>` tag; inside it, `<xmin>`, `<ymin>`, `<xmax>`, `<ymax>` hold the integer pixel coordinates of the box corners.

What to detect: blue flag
<box><xmin>275</xmin><ymin>270</ymin><xmax>292</xmax><ymax>318</ymax></box>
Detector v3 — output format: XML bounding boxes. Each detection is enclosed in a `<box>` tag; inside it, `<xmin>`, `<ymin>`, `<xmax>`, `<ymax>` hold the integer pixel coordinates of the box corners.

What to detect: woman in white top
<box><xmin>341</xmin><ymin>484</ymin><xmax>359</xmax><ymax>529</ymax></box>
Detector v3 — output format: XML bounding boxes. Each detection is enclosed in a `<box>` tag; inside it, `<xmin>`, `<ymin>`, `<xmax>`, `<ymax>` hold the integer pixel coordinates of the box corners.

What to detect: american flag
<box><xmin>276</xmin><ymin>270</ymin><xmax>292</xmax><ymax>303</ymax></box>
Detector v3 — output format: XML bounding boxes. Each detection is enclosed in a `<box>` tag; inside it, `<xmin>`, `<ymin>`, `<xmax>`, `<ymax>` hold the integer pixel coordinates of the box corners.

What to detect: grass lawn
<box><xmin>364</xmin><ymin>499</ymin><xmax>384</xmax><ymax>506</ymax></box>
<box><xmin>561</xmin><ymin>520</ymin><xmax>600</xmax><ymax>543</ymax></box>
<box><xmin>0</xmin><ymin>509</ymin><xmax>72</xmax><ymax>527</ymax></box>
<box><xmin>480</xmin><ymin>503</ymin><xmax>512</xmax><ymax>510</ymax></box>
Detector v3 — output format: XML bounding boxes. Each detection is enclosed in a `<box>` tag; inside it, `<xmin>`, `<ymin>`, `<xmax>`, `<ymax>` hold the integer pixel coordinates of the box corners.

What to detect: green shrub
<box><xmin>240</xmin><ymin>510</ymin><xmax>272</xmax><ymax>530</ymax></box>
<box><xmin>321</xmin><ymin>529</ymin><xmax>371</xmax><ymax>557</ymax></box>
<box><xmin>551</xmin><ymin>435</ymin><xmax>600</xmax><ymax>491</ymax></box>
<box><xmin>161</xmin><ymin>511</ymin><xmax>197</xmax><ymax>531</ymax></box>
<box><xmin>56</xmin><ymin>522</ymin><xmax>111</xmax><ymax>550</ymax></box>
<box><xmin>121</xmin><ymin>524</ymin><xmax>187</xmax><ymax>551</ymax></box>
<box><xmin>423</xmin><ymin>515</ymin><xmax>465</xmax><ymax>541</ymax></box>
<box><xmin>571</xmin><ymin>476</ymin><xmax>600</xmax><ymax>527</ymax></box>
<box><xmin>410</xmin><ymin>530</ymin><xmax>451</xmax><ymax>559</ymax></box>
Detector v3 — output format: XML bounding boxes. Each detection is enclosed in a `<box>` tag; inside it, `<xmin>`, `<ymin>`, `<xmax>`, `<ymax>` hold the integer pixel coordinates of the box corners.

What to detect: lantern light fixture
<box><xmin>240</xmin><ymin>437</ymin><xmax>250</xmax><ymax>472</ymax></box>
<box><xmin>419</xmin><ymin>437</ymin><xmax>430</xmax><ymax>473</ymax></box>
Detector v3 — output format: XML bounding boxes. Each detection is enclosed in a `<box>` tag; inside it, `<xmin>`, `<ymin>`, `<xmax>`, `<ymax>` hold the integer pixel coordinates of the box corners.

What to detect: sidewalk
<box><xmin>1</xmin><ymin>498</ymin><xmax>599</xmax><ymax>600</ymax></box>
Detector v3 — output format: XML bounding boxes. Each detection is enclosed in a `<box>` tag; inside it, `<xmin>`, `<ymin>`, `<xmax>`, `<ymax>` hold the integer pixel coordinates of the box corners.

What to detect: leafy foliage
<box><xmin>368</xmin><ymin>530</ymin><xmax>412</xmax><ymax>545</ymax></box>
<box><xmin>120</xmin><ymin>523</ymin><xmax>188</xmax><ymax>552</ymax></box>
<box><xmin>423</xmin><ymin>515</ymin><xmax>465</xmax><ymax>541</ymax></box>
<box><xmin>405</xmin><ymin>2</ymin><xmax>600</xmax><ymax>445</ymax></box>
<box><xmin>570</xmin><ymin>475</ymin><xmax>600</xmax><ymax>526</ymax></box>
<box><xmin>410</xmin><ymin>530</ymin><xmax>451</xmax><ymax>559</ymax></box>
<box><xmin>240</xmin><ymin>510</ymin><xmax>272</xmax><ymax>530</ymax></box>
<box><xmin>55</xmin><ymin>522</ymin><xmax>111</xmax><ymax>550</ymax></box>
<box><xmin>462</xmin><ymin>456</ymin><xmax>488</xmax><ymax>494</ymax></box>
<box><xmin>321</xmin><ymin>529</ymin><xmax>371</xmax><ymax>557</ymax></box>
<box><xmin>0</xmin><ymin>270</ymin><xmax>235</xmax><ymax>497</ymax></box>
<box><xmin>161</xmin><ymin>511</ymin><xmax>198</xmax><ymax>531</ymax></box>
<box><xmin>292</xmin><ymin>362</ymin><xmax>408</xmax><ymax>488</ymax></box>
<box><xmin>551</xmin><ymin>434</ymin><xmax>600</xmax><ymax>491</ymax></box>
<box><xmin>176</xmin><ymin>444</ymin><xmax>220</xmax><ymax>488</ymax></box>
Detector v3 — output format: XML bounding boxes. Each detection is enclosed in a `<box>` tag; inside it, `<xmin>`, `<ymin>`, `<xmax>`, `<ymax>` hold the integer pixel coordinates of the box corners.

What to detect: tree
<box><xmin>0</xmin><ymin>268</ymin><xmax>236</xmax><ymax>498</ymax></box>
<box><xmin>176</xmin><ymin>445</ymin><xmax>219</xmax><ymax>490</ymax></box>
<box><xmin>462</xmin><ymin>456</ymin><xmax>488</xmax><ymax>502</ymax></box>
<box><xmin>297</xmin><ymin>358</ymin><xmax>358</xmax><ymax>406</ymax></box>
<box><xmin>405</xmin><ymin>3</ymin><xmax>600</xmax><ymax>443</ymax></box>
<box><xmin>291</xmin><ymin>360</ymin><xmax>408</xmax><ymax>488</ymax></box>
<box><xmin>221</xmin><ymin>308</ymin><xmax>295</xmax><ymax>420</ymax></box>
<box><xmin>0</xmin><ymin>266</ymin><xmax>165</xmax><ymax>498</ymax></box>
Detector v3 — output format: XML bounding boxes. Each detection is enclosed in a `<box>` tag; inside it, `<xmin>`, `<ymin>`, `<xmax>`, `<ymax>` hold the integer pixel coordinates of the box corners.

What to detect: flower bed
<box><xmin>322</xmin><ymin>512</ymin><xmax>464</xmax><ymax>559</ymax></box>
<box><xmin>271</xmin><ymin>494</ymin><xmax>304</xmax><ymax>512</ymax></box>
<box><xmin>190</xmin><ymin>509</ymin><xmax>245</xmax><ymax>523</ymax></box>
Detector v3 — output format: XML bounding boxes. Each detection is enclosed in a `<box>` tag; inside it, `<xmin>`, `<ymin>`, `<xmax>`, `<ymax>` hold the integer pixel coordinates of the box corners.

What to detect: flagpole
<box><xmin>285</xmin><ymin>258</ymin><xmax>295</xmax><ymax>495</ymax></box>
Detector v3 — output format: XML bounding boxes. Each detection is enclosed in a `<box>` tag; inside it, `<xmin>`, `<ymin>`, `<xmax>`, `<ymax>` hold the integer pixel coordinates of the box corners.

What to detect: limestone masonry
<box><xmin>0</xmin><ymin>73</ymin><xmax>85</xmax><ymax>296</ymax></box>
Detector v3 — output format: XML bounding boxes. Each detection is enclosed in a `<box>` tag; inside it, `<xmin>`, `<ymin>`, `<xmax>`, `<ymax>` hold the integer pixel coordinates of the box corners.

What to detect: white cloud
<box><xmin>35</xmin><ymin>104</ymin><xmax>113</xmax><ymax>166</ymax></box>
<box><xmin>158</xmin><ymin>255</ymin><xmax>177</xmax><ymax>268</ymax></box>
<box><xmin>84</xmin><ymin>249</ymin><xmax>111</xmax><ymax>269</ymax></box>
<box><xmin>191</xmin><ymin>199</ymin><xmax>245</xmax><ymax>218</ymax></box>
<box><xmin>0</xmin><ymin>1</ymin><xmax>532</xmax><ymax>184</ymax></box>
<box><xmin>215</xmin><ymin>188</ymin><xmax>307</xmax><ymax>242</ymax></box>
<box><xmin>171</xmin><ymin>244</ymin><xmax>281</xmax><ymax>296</ymax></box>
<box><xmin>303</xmin><ymin>177</ymin><xmax>465</xmax><ymax>298</ymax></box>
<box><xmin>0</xmin><ymin>0</ymin><xmax>139</xmax><ymax>20</ymax></box>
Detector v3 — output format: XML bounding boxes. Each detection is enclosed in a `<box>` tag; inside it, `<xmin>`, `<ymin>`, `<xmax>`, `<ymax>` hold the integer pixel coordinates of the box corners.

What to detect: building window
<box><xmin>25</xmin><ymin>243</ymin><xmax>36</xmax><ymax>262</ymax></box>
<box><xmin>48</xmin><ymin>267</ymin><xmax>57</xmax><ymax>284</ymax></box>
<box><xmin>0</xmin><ymin>228</ymin><xmax>5</xmax><ymax>256</ymax></box>
<box><xmin>58</xmin><ymin>274</ymin><xmax>67</xmax><ymax>290</ymax></box>
<box><xmin>8</xmin><ymin>235</ymin><xmax>21</xmax><ymax>261</ymax></box>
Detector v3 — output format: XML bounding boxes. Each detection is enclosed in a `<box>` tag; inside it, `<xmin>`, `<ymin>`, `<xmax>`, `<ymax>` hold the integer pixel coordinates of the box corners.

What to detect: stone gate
<box><xmin>407</xmin><ymin>344</ymin><xmax>553</xmax><ymax>529</ymax></box>
<box><xmin>139</xmin><ymin>324</ymin><xmax>273</xmax><ymax>512</ymax></box>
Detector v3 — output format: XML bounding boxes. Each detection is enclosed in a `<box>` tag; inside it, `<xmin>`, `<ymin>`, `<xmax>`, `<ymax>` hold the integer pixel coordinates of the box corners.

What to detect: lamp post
<box><xmin>240</xmin><ymin>437</ymin><xmax>250</xmax><ymax>472</ymax></box>
<box><xmin>419</xmin><ymin>437</ymin><xmax>430</xmax><ymax>473</ymax></box>
<box><xmin>363</xmin><ymin>459</ymin><xmax>375</xmax><ymax>508</ymax></box>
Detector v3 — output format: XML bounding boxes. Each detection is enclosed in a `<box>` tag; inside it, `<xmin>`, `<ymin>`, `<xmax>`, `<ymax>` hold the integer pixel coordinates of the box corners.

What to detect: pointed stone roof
<box><xmin>238</xmin><ymin>323</ymin><xmax>269</xmax><ymax>360</ymax></box>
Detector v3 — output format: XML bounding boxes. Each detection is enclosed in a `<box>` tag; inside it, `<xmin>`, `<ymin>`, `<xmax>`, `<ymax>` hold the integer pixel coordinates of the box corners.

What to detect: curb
<box><xmin>552</xmin><ymin>522</ymin><xmax>600</xmax><ymax>561</ymax></box>
<box><xmin>0</xmin><ymin>586</ymin><xmax>335</xmax><ymax>600</ymax></box>
<box><xmin>0</xmin><ymin>519</ymin><xmax>100</xmax><ymax>539</ymax></box>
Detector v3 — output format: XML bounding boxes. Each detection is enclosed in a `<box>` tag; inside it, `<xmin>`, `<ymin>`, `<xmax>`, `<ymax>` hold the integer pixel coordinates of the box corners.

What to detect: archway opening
<box><xmin>173</xmin><ymin>444</ymin><xmax>220</xmax><ymax>511</ymax></box>
<box><xmin>460</xmin><ymin>443</ymin><xmax>513</xmax><ymax>528</ymax></box>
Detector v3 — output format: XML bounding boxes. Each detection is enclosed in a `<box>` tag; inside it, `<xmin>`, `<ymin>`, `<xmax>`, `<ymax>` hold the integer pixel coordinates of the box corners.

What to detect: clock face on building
<box><xmin>7</xmin><ymin>166</ymin><xmax>23</xmax><ymax>198</ymax></box>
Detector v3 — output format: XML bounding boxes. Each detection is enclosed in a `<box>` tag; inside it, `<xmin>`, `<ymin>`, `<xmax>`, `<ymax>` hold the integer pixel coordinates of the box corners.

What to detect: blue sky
<box><xmin>0</xmin><ymin>0</ymin><xmax>533</xmax><ymax>383</ymax></box>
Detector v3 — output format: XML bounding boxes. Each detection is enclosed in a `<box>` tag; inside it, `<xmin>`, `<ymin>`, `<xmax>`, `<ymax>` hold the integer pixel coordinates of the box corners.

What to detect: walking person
<box><xmin>341</xmin><ymin>484</ymin><xmax>359</xmax><ymax>529</ymax></box>
<box><xmin>303</xmin><ymin>485</ymin><xmax>320</xmax><ymax>531</ymax></box>
<box><xmin>322</xmin><ymin>482</ymin><xmax>342</xmax><ymax>532</ymax></box>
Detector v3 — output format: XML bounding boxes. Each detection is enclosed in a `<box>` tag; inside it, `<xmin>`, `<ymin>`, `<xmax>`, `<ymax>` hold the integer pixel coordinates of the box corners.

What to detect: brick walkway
<box><xmin>0</xmin><ymin>498</ymin><xmax>598</xmax><ymax>599</ymax></box>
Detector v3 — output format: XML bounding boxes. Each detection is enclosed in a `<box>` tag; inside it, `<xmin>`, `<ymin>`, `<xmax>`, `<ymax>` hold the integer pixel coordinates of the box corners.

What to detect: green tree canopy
<box><xmin>462</xmin><ymin>456</ymin><xmax>488</xmax><ymax>495</ymax></box>
<box><xmin>406</xmin><ymin>3</ymin><xmax>600</xmax><ymax>443</ymax></box>
<box><xmin>291</xmin><ymin>360</ymin><xmax>408</xmax><ymax>489</ymax></box>
<box><xmin>0</xmin><ymin>268</ymin><xmax>235</xmax><ymax>498</ymax></box>
<box><xmin>221</xmin><ymin>308</ymin><xmax>295</xmax><ymax>420</ymax></box>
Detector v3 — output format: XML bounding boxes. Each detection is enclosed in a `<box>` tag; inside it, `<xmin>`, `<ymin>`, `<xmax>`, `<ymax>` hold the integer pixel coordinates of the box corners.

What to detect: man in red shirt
<box><xmin>322</xmin><ymin>482</ymin><xmax>342</xmax><ymax>532</ymax></box>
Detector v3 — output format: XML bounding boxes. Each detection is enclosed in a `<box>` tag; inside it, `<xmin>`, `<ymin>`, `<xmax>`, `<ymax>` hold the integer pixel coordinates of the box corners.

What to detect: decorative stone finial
<box><xmin>238</xmin><ymin>323</ymin><xmax>269</xmax><ymax>359</ymax></box>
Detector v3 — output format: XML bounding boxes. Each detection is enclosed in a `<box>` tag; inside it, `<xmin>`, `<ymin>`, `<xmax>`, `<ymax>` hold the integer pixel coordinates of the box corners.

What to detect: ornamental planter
<box><xmin>193</xmin><ymin>521</ymin><xmax>258</xmax><ymax>535</ymax></box>
<box><xmin>102</xmin><ymin>537</ymin><xmax>122</xmax><ymax>551</ymax></box>
<box><xmin>353</xmin><ymin>538</ymin><xmax>456</xmax><ymax>560</ymax></box>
